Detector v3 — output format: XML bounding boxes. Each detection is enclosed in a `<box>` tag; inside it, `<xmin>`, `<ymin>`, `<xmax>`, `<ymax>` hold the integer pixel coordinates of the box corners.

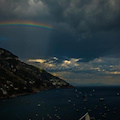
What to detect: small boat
<box><xmin>75</xmin><ymin>89</ymin><xmax>78</xmax><ymax>92</ymax></box>
<box><xmin>68</xmin><ymin>99</ymin><xmax>71</xmax><ymax>103</ymax></box>
<box><xmin>100</xmin><ymin>98</ymin><xmax>104</xmax><ymax>101</ymax></box>
<box><xmin>117</xmin><ymin>93</ymin><xmax>119</xmax><ymax>96</ymax></box>
<box><xmin>76</xmin><ymin>109</ymin><xmax>79</xmax><ymax>112</ymax></box>
<box><xmin>79</xmin><ymin>113</ymin><xmax>95</xmax><ymax>120</ymax></box>
<box><xmin>83</xmin><ymin>93</ymin><xmax>88</xmax><ymax>102</ymax></box>
<box><xmin>37</xmin><ymin>104</ymin><xmax>41</xmax><ymax>107</ymax></box>
<box><xmin>79</xmin><ymin>112</ymin><xmax>90</xmax><ymax>120</ymax></box>
<box><xmin>93</xmin><ymin>89</ymin><xmax>95</xmax><ymax>92</ymax></box>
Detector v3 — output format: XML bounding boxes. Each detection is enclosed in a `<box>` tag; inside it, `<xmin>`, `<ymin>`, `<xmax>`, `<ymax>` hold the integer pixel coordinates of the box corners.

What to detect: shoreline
<box><xmin>0</xmin><ymin>86</ymin><xmax>74</xmax><ymax>100</ymax></box>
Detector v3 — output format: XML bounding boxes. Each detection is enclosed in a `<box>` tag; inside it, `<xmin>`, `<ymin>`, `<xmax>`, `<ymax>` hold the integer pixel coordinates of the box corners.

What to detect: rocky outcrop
<box><xmin>0</xmin><ymin>48</ymin><xmax>73</xmax><ymax>99</ymax></box>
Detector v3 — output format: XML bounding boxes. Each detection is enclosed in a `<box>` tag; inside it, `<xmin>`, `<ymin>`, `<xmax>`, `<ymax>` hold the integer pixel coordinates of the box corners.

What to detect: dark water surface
<box><xmin>0</xmin><ymin>86</ymin><xmax>120</xmax><ymax>120</ymax></box>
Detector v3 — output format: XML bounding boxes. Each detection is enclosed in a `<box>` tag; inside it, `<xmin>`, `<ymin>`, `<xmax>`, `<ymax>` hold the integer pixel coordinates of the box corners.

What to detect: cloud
<box><xmin>28</xmin><ymin>58</ymin><xmax>55</xmax><ymax>69</ymax></box>
<box><xmin>14</xmin><ymin>0</ymin><xmax>49</xmax><ymax>17</ymax></box>
<box><xmin>53</xmin><ymin>57</ymin><xmax>58</xmax><ymax>60</ymax></box>
<box><xmin>25</xmin><ymin>56</ymin><xmax>120</xmax><ymax>85</ymax></box>
<box><xmin>27</xmin><ymin>57</ymin><xmax>81</xmax><ymax>71</ymax></box>
<box><xmin>1</xmin><ymin>0</ymin><xmax>120</xmax><ymax>32</ymax></box>
<box><xmin>0</xmin><ymin>0</ymin><xmax>50</xmax><ymax>20</ymax></box>
<box><xmin>61</xmin><ymin>58</ymin><xmax>80</xmax><ymax>68</ymax></box>
<box><xmin>105</xmin><ymin>71</ymin><xmax>120</xmax><ymax>75</ymax></box>
<box><xmin>0</xmin><ymin>0</ymin><xmax>120</xmax><ymax>61</ymax></box>
<box><xmin>27</xmin><ymin>56</ymin><xmax>120</xmax><ymax>74</ymax></box>
<box><xmin>56</xmin><ymin>57</ymin><xmax>120</xmax><ymax>85</ymax></box>
<box><xmin>40</xmin><ymin>0</ymin><xmax>120</xmax><ymax>34</ymax></box>
<box><xmin>40</xmin><ymin>0</ymin><xmax>120</xmax><ymax>60</ymax></box>
<box><xmin>28</xmin><ymin>59</ymin><xmax>46</xmax><ymax>63</ymax></box>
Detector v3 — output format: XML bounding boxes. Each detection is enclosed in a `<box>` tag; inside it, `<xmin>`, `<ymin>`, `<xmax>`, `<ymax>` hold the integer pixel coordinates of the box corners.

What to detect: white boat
<box><xmin>79</xmin><ymin>113</ymin><xmax>95</xmax><ymax>120</ymax></box>
<box><xmin>100</xmin><ymin>98</ymin><xmax>104</xmax><ymax>101</ymax></box>
<box><xmin>79</xmin><ymin>113</ymin><xmax>90</xmax><ymax>120</ymax></box>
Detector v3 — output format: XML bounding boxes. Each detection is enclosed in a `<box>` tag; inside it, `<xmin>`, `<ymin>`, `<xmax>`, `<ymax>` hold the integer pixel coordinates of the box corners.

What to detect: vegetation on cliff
<box><xmin>0</xmin><ymin>48</ymin><xmax>73</xmax><ymax>99</ymax></box>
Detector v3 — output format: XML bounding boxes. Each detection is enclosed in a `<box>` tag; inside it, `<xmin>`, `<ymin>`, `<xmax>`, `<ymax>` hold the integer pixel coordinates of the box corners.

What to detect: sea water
<box><xmin>0</xmin><ymin>86</ymin><xmax>120</xmax><ymax>120</ymax></box>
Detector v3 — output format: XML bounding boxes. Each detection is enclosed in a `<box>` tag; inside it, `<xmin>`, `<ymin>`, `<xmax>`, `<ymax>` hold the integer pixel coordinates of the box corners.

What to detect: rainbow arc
<box><xmin>0</xmin><ymin>21</ymin><xmax>53</xmax><ymax>30</ymax></box>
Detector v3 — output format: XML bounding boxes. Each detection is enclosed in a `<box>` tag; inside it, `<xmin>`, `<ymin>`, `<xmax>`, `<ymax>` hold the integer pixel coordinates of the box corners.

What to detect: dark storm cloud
<box><xmin>41</xmin><ymin>0</ymin><xmax>120</xmax><ymax>33</ymax></box>
<box><xmin>0</xmin><ymin>0</ymin><xmax>28</xmax><ymax>20</ymax></box>
<box><xmin>0</xmin><ymin>0</ymin><xmax>120</xmax><ymax>61</ymax></box>
<box><xmin>40</xmin><ymin>0</ymin><xmax>120</xmax><ymax>60</ymax></box>
<box><xmin>48</xmin><ymin>29</ymin><xmax>120</xmax><ymax>61</ymax></box>
<box><xmin>1</xmin><ymin>0</ymin><xmax>120</xmax><ymax>32</ymax></box>
<box><xmin>0</xmin><ymin>0</ymin><xmax>50</xmax><ymax>21</ymax></box>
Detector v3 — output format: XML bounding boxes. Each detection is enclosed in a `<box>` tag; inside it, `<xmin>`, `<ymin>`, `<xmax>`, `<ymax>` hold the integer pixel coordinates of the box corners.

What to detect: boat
<box><xmin>83</xmin><ymin>93</ymin><xmax>88</xmax><ymax>102</ymax></box>
<box><xmin>117</xmin><ymin>93</ymin><xmax>119</xmax><ymax>96</ymax></box>
<box><xmin>79</xmin><ymin>113</ymin><xmax>95</xmax><ymax>120</ymax></box>
<box><xmin>100</xmin><ymin>98</ymin><xmax>104</xmax><ymax>101</ymax></box>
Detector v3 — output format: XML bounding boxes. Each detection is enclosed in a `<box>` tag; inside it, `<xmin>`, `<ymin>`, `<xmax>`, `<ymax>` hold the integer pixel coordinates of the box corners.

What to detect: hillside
<box><xmin>0</xmin><ymin>48</ymin><xmax>73</xmax><ymax>99</ymax></box>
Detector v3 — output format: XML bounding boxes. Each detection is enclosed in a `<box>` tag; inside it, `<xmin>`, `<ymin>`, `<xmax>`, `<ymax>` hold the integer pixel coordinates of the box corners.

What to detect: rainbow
<box><xmin>0</xmin><ymin>21</ymin><xmax>53</xmax><ymax>30</ymax></box>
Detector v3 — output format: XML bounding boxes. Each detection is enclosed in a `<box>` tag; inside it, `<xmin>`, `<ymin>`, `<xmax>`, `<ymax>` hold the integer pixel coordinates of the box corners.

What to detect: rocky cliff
<box><xmin>0</xmin><ymin>48</ymin><xmax>73</xmax><ymax>99</ymax></box>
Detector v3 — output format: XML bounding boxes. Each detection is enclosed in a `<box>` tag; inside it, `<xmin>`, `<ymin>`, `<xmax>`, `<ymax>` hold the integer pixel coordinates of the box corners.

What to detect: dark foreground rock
<box><xmin>0</xmin><ymin>48</ymin><xmax>73</xmax><ymax>99</ymax></box>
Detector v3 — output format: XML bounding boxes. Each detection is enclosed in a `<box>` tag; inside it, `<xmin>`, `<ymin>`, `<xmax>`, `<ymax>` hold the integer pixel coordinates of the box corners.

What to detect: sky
<box><xmin>0</xmin><ymin>0</ymin><xmax>120</xmax><ymax>86</ymax></box>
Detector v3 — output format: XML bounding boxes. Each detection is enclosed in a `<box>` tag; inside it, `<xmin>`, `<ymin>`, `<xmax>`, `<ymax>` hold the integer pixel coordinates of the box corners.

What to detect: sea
<box><xmin>0</xmin><ymin>86</ymin><xmax>120</xmax><ymax>120</ymax></box>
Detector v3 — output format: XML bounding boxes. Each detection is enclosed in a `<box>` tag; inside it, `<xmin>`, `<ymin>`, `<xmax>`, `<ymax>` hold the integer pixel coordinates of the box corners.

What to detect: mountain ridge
<box><xmin>0</xmin><ymin>48</ymin><xmax>73</xmax><ymax>99</ymax></box>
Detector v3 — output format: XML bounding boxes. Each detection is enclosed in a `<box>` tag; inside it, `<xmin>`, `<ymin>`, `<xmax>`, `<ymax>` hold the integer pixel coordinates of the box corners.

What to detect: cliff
<box><xmin>0</xmin><ymin>48</ymin><xmax>73</xmax><ymax>99</ymax></box>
